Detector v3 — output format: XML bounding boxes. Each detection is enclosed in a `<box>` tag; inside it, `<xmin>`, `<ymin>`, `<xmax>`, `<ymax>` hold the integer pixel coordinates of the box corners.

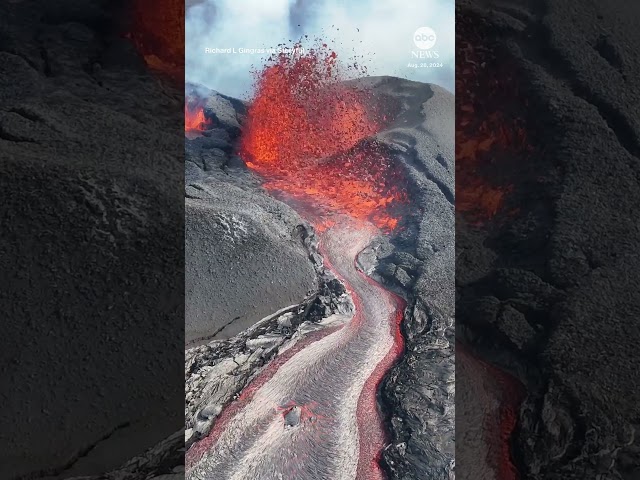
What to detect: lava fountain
<box><xmin>186</xmin><ymin>45</ymin><xmax>407</xmax><ymax>480</ymax></box>
<box><xmin>239</xmin><ymin>43</ymin><xmax>407</xmax><ymax>231</ymax></box>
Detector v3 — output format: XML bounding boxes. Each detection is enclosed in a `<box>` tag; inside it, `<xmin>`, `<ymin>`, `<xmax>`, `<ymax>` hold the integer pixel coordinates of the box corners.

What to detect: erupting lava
<box><xmin>456</xmin><ymin>18</ymin><xmax>532</xmax><ymax>225</ymax></box>
<box><xmin>127</xmin><ymin>0</ymin><xmax>184</xmax><ymax>80</ymax></box>
<box><xmin>185</xmin><ymin>105</ymin><xmax>211</xmax><ymax>132</ymax></box>
<box><xmin>240</xmin><ymin>43</ymin><xmax>406</xmax><ymax>230</ymax></box>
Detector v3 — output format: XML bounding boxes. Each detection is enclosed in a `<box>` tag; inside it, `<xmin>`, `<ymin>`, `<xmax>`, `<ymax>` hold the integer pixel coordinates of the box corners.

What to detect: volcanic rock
<box><xmin>284</xmin><ymin>406</ymin><xmax>302</xmax><ymax>427</ymax></box>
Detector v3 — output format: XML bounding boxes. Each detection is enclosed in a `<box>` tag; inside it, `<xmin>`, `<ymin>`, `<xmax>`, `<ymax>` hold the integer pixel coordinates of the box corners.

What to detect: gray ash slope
<box><xmin>0</xmin><ymin>1</ymin><xmax>183</xmax><ymax>479</ymax></box>
<box><xmin>456</xmin><ymin>1</ymin><xmax>640</xmax><ymax>479</ymax></box>
<box><xmin>185</xmin><ymin>77</ymin><xmax>454</xmax><ymax>479</ymax></box>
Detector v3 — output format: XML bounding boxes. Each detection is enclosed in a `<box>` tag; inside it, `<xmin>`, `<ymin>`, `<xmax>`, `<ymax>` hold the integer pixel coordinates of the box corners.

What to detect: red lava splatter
<box><xmin>239</xmin><ymin>42</ymin><xmax>407</xmax><ymax>231</ymax></box>
<box><xmin>276</xmin><ymin>400</ymin><xmax>328</xmax><ymax>422</ymax></box>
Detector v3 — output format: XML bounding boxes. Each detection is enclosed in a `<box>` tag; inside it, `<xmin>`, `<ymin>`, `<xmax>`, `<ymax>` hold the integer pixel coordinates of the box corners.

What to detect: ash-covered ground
<box><xmin>456</xmin><ymin>1</ymin><xmax>640</xmax><ymax>479</ymax></box>
<box><xmin>185</xmin><ymin>76</ymin><xmax>454</xmax><ymax>479</ymax></box>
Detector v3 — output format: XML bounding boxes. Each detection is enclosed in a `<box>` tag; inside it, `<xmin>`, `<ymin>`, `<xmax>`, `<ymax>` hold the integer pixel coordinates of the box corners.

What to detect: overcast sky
<box><xmin>186</xmin><ymin>0</ymin><xmax>454</xmax><ymax>99</ymax></box>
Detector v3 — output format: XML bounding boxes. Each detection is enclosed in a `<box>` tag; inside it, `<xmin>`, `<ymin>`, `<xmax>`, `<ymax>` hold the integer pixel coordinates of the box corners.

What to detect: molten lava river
<box><xmin>186</xmin><ymin>47</ymin><xmax>406</xmax><ymax>480</ymax></box>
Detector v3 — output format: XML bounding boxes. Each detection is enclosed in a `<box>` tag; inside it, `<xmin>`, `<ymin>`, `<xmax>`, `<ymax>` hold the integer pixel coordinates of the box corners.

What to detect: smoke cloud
<box><xmin>186</xmin><ymin>0</ymin><xmax>454</xmax><ymax>99</ymax></box>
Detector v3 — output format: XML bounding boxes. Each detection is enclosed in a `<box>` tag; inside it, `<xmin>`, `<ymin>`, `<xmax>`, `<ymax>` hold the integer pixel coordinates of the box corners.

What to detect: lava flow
<box><xmin>186</xmin><ymin>45</ymin><xmax>407</xmax><ymax>480</ymax></box>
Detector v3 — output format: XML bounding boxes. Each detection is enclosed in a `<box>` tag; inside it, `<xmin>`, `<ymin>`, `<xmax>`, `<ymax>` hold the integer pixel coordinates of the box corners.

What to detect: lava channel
<box><xmin>186</xmin><ymin>44</ymin><xmax>406</xmax><ymax>480</ymax></box>
<box><xmin>186</xmin><ymin>218</ymin><xmax>404</xmax><ymax>480</ymax></box>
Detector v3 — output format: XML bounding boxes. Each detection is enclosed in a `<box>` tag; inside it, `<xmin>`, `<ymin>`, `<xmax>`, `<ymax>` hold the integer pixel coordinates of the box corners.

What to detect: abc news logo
<box><xmin>412</xmin><ymin>27</ymin><xmax>439</xmax><ymax>59</ymax></box>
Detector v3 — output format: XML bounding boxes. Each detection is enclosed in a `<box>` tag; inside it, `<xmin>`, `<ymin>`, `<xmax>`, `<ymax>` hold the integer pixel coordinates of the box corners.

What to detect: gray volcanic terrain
<box><xmin>456</xmin><ymin>1</ymin><xmax>640</xmax><ymax>479</ymax></box>
<box><xmin>184</xmin><ymin>76</ymin><xmax>454</xmax><ymax>479</ymax></box>
<box><xmin>185</xmin><ymin>182</ymin><xmax>317</xmax><ymax>344</ymax></box>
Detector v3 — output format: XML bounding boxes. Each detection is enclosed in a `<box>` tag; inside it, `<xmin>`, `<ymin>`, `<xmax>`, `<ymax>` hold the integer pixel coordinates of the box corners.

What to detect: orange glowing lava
<box><xmin>185</xmin><ymin>105</ymin><xmax>211</xmax><ymax>132</ymax></box>
<box><xmin>240</xmin><ymin>44</ymin><xmax>406</xmax><ymax>231</ymax></box>
<box><xmin>128</xmin><ymin>0</ymin><xmax>184</xmax><ymax>80</ymax></box>
<box><xmin>456</xmin><ymin>20</ymin><xmax>532</xmax><ymax>225</ymax></box>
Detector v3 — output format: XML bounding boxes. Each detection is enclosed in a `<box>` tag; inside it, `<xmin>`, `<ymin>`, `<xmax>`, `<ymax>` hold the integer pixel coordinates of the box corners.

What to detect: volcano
<box><xmin>184</xmin><ymin>51</ymin><xmax>454</xmax><ymax>479</ymax></box>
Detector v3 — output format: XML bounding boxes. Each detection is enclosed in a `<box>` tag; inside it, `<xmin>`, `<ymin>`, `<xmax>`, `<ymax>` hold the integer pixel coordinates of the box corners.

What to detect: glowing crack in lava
<box><xmin>186</xmin><ymin>46</ymin><xmax>406</xmax><ymax>480</ymax></box>
<box><xmin>456</xmin><ymin>19</ymin><xmax>532</xmax><ymax>225</ymax></box>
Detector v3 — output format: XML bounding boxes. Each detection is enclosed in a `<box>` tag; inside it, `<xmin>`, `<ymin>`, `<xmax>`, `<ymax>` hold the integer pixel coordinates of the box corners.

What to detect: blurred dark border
<box><xmin>456</xmin><ymin>0</ymin><xmax>640</xmax><ymax>478</ymax></box>
<box><xmin>0</xmin><ymin>1</ymin><xmax>184</xmax><ymax>478</ymax></box>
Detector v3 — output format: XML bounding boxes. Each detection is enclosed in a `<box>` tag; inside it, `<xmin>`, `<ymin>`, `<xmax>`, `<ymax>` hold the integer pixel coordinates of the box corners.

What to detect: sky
<box><xmin>186</xmin><ymin>0</ymin><xmax>455</xmax><ymax>99</ymax></box>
